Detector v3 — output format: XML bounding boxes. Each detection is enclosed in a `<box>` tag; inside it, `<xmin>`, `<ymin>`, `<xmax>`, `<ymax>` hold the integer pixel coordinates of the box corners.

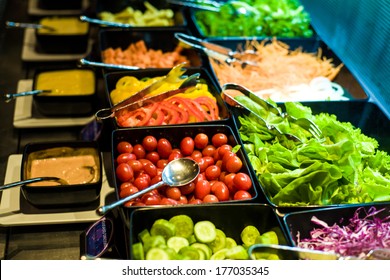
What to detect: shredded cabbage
<box><xmin>297</xmin><ymin>206</ymin><xmax>390</xmax><ymax>258</ymax></box>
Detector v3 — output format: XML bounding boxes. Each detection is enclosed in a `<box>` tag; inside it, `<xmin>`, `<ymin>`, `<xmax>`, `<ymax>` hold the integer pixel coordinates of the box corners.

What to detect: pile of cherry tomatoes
<box><xmin>115</xmin><ymin>132</ymin><xmax>255</xmax><ymax>206</ymax></box>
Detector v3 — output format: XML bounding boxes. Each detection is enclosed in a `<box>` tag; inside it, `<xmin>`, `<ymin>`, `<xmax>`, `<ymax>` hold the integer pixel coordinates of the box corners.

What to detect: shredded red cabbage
<box><xmin>296</xmin><ymin>206</ymin><xmax>390</xmax><ymax>258</ymax></box>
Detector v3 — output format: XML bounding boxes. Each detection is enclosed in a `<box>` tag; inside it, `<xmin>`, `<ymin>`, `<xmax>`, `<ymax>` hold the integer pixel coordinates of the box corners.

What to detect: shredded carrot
<box><xmin>211</xmin><ymin>38</ymin><xmax>344</xmax><ymax>99</ymax></box>
<box><xmin>101</xmin><ymin>40</ymin><xmax>190</xmax><ymax>68</ymax></box>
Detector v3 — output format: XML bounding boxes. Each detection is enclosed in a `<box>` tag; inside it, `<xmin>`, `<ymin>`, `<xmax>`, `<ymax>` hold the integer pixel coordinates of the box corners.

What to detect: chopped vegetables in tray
<box><xmin>194</xmin><ymin>0</ymin><xmax>313</xmax><ymax>37</ymax></box>
<box><xmin>236</xmin><ymin>97</ymin><xmax>390</xmax><ymax>206</ymax></box>
<box><xmin>214</xmin><ymin>39</ymin><xmax>344</xmax><ymax>101</ymax></box>
<box><xmin>110</xmin><ymin>74</ymin><xmax>220</xmax><ymax>127</ymax></box>
<box><xmin>99</xmin><ymin>1</ymin><xmax>175</xmax><ymax>26</ymax></box>
<box><xmin>133</xmin><ymin>214</ymin><xmax>279</xmax><ymax>260</ymax></box>
<box><xmin>297</xmin><ymin>206</ymin><xmax>390</xmax><ymax>258</ymax></box>
<box><xmin>101</xmin><ymin>40</ymin><xmax>190</xmax><ymax>69</ymax></box>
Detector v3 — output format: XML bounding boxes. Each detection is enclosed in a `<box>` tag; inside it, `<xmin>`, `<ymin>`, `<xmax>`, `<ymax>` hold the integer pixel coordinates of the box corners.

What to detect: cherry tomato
<box><xmin>218</xmin><ymin>144</ymin><xmax>233</xmax><ymax>158</ymax></box>
<box><xmin>194</xmin><ymin>133</ymin><xmax>209</xmax><ymax>150</ymax></box>
<box><xmin>190</xmin><ymin>150</ymin><xmax>203</xmax><ymax>160</ymax></box>
<box><xmin>150</xmin><ymin>174</ymin><xmax>162</xmax><ymax>185</ymax></box>
<box><xmin>194</xmin><ymin>180</ymin><xmax>211</xmax><ymax>200</ymax></box>
<box><xmin>180</xmin><ymin>182</ymin><xmax>195</xmax><ymax>195</ymax></box>
<box><xmin>116</xmin><ymin>153</ymin><xmax>136</xmax><ymax>164</ymax></box>
<box><xmin>143</xmin><ymin>161</ymin><xmax>158</xmax><ymax>178</ymax></box>
<box><xmin>117</xmin><ymin>141</ymin><xmax>133</xmax><ymax>154</ymax></box>
<box><xmin>211</xmin><ymin>133</ymin><xmax>228</xmax><ymax>147</ymax></box>
<box><xmin>213</xmin><ymin>181</ymin><xmax>230</xmax><ymax>201</ymax></box>
<box><xmin>233</xmin><ymin>190</ymin><xmax>252</xmax><ymax>200</ymax></box>
<box><xmin>222</xmin><ymin>151</ymin><xmax>235</xmax><ymax>170</ymax></box>
<box><xmin>225</xmin><ymin>155</ymin><xmax>243</xmax><ymax>173</ymax></box>
<box><xmin>156</xmin><ymin>159</ymin><xmax>168</xmax><ymax>169</ymax></box>
<box><xmin>142</xmin><ymin>194</ymin><xmax>161</xmax><ymax>205</ymax></box>
<box><xmin>168</xmin><ymin>150</ymin><xmax>183</xmax><ymax>162</ymax></box>
<box><xmin>119</xmin><ymin>183</ymin><xmax>139</xmax><ymax>198</ymax></box>
<box><xmin>224</xmin><ymin>173</ymin><xmax>236</xmax><ymax>193</ymax></box>
<box><xmin>233</xmin><ymin>172</ymin><xmax>252</xmax><ymax>191</ymax></box>
<box><xmin>137</xmin><ymin>172</ymin><xmax>151</xmax><ymax>185</ymax></box>
<box><xmin>188</xmin><ymin>198</ymin><xmax>203</xmax><ymax>205</ymax></box>
<box><xmin>160</xmin><ymin>197</ymin><xmax>179</xmax><ymax>205</ymax></box>
<box><xmin>142</xmin><ymin>135</ymin><xmax>158</xmax><ymax>152</ymax></box>
<box><xmin>205</xmin><ymin>165</ymin><xmax>221</xmax><ymax>181</ymax></box>
<box><xmin>127</xmin><ymin>159</ymin><xmax>143</xmax><ymax>173</ymax></box>
<box><xmin>133</xmin><ymin>144</ymin><xmax>146</xmax><ymax>159</ymax></box>
<box><xmin>116</xmin><ymin>163</ymin><xmax>134</xmax><ymax>182</ymax></box>
<box><xmin>133</xmin><ymin>177</ymin><xmax>149</xmax><ymax>190</ymax></box>
<box><xmin>178</xmin><ymin>195</ymin><xmax>188</xmax><ymax>205</ymax></box>
<box><xmin>203</xmin><ymin>194</ymin><xmax>219</xmax><ymax>203</ymax></box>
<box><xmin>202</xmin><ymin>145</ymin><xmax>216</xmax><ymax>157</ymax></box>
<box><xmin>157</xmin><ymin>138</ymin><xmax>173</xmax><ymax>159</ymax></box>
<box><xmin>166</xmin><ymin>187</ymin><xmax>182</xmax><ymax>200</ymax></box>
<box><xmin>180</xmin><ymin>136</ymin><xmax>195</xmax><ymax>156</ymax></box>
<box><xmin>146</xmin><ymin>151</ymin><xmax>160</xmax><ymax>165</ymax></box>
<box><xmin>195</xmin><ymin>157</ymin><xmax>208</xmax><ymax>173</ymax></box>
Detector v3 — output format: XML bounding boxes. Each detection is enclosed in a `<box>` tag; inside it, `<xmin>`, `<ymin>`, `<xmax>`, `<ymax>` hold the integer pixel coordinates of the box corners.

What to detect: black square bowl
<box><xmin>98</xmin><ymin>28</ymin><xmax>205</xmax><ymax>72</ymax></box>
<box><xmin>35</xmin><ymin>16</ymin><xmax>90</xmax><ymax>54</ymax></box>
<box><xmin>94</xmin><ymin>0</ymin><xmax>187</xmax><ymax>28</ymax></box>
<box><xmin>38</xmin><ymin>0</ymin><xmax>83</xmax><ymax>10</ymax></box>
<box><xmin>21</xmin><ymin>141</ymin><xmax>103</xmax><ymax>208</ymax></box>
<box><xmin>111</xmin><ymin>124</ymin><xmax>265</xmax><ymax>214</ymax></box>
<box><xmin>231</xmin><ymin>100</ymin><xmax>390</xmax><ymax>214</ymax></box>
<box><xmin>103</xmin><ymin>67</ymin><xmax>230</xmax><ymax>128</ymax></box>
<box><xmin>129</xmin><ymin>203</ymin><xmax>289</xmax><ymax>259</ymax></box>
<box><xmin>283</xmin><ymin>202</ymin><xmax>390</xmax><ymax>257</ymax></box>
<box><xmin>32</xmin><ymin>67</ymin><xmax>97</xmax><ymax>117</ymax></box>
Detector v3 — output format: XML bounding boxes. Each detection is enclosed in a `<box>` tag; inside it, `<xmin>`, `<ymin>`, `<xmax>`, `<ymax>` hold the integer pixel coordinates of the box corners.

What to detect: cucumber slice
<box><xmin>207</xmin><ymin>229</ymin><xmax>226</xmax><ymax>253</ymax></box>
<box><xmin>210</xmin><ymin>248</ymin><xmax>228</xmax><ymax>260</ymax></box>
<box><xmin>255</xmin><ymin>231</ymin><xmax>279</xmax><ymax>245</ymax></box>
<box><xmin>146</xmin><ymin>248</ymin><xmax>171</xmax><ymax>260</ymax></box>
<box><xmin>194</xmin><ymin>221</ymin><xmax>217</xmax><ymax>243</ymax></box>
<box><xmin>167</xmin><ymin>236</ymin><xmax>190</xmax><ymax>253</ymax></box>
<box><xmin>187</xmin><ymin>234</ymin><xmax>197</xmax><ymax>244</ymax></box>
<box><xmin>143</xmin><ymin>235</ymin><xmax>166</xmax><ymax>253</ymax></box>
<box><xmin>150</xmin><ymin>219</ymin><xmax>176</xmax><ymax>240</ymax></box>
<box><xmin>179</xmin><ymin>246</ymin><xmax>201</xmax><ymax>260</ymax></box>
<box><xmin>169</xmin><ymin>215</ymin><xmax>194</xmax><ymax>238</ymax></box>
<box><xmin>163</xmin><ymin>247</ymin><xmax>178</xmax><ymax>260</ymax></box>
<box><xmin>196</xmin><ymin>248</ymin><xmax>206</xmax><ymax>260</ymax></box>
<box><xmin>190</xmin><ymin>242</ymin><xmax>212</xmax><ymax>259</ymax></box>
<box><xmin>225</xmin><ymin>237</ymin><xmax>237</xmax><ymax>249</ymax></box>
<box><xmin>240</xmin><ymin>225</ymin><xmax>260</xmax><ymax>246</ymax></box>
<box><xmin>225</xmin><ymin>245</ymin><xmax>249</xmax><ymax>260</ymax></box>
<box><xmin>132</xmin><ymin>242</ymin><xmax>145</xmax><ymax>260</ymax></box>
<box><xmin>138</xmin><ymin>228</ymin><xmax>151</xmax><ymax>244</ymax></box>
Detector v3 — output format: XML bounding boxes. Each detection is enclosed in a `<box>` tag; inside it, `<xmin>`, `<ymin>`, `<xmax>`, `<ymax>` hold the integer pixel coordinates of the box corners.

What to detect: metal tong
<box><xmin>248</xmin><ymin>244</ymin><xmax>390</xmax><ymax>260</ymax></box>
<box><xmin>175</xmin><ymin>32</ymin><xmax>258</xmax><ymax>67</ymax></box>
<box><xmin>95</xmin><ymin>65</ymin><xmax>200</xmax><ymax>120</ymax></box>
<box><xmin>222</xmin><ymin>83</ymin><xmax>323</xmax><ymax>142</ymax></box>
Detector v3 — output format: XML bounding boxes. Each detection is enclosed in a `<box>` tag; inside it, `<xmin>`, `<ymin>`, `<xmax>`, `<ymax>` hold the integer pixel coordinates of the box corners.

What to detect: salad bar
<box><xmin>0</xmin><ymin>0</ymin><xmax>389</xmax><ymax>260</ymax></box>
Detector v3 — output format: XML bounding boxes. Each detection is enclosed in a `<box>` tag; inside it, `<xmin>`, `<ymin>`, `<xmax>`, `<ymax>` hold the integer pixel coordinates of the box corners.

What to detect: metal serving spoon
<box><xmin>6</xmin><ymin>21</ymin><xmax>56</xmax><ymax>31</ymax></box>
<box><xmin>3</xmin><ymin>90</ymin><xmax>51</xmax><ymax>103</ymax></box>
<box><xmin>0</xmin><ymin>177</ymin><xmax>68</xmax><ymax>191</ymax></box>
<box><xmin>97</xmin><ymin>158</ymin><xmax>200</xmax><ymax>215</ymax></box>
<box><xmin>79</xmin><ymin>15</ymin><xmax>134</xmax><ymax>28</ymax></box>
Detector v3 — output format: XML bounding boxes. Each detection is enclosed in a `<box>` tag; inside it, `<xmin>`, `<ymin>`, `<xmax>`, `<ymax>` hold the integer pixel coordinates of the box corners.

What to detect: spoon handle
<box><xmin>6</xmin><ymin>21</ymin><xmax>55</xmax><ymax>31</ymax></box>
<box><xmin>0</xmin><ymin>177</ymin><xmax>64</xmax><ymax>191</ymax></box>
<box><xmin>79</xmin><ymin>58</ymin><xmax>139</xmax><ymax>71</ymax></box>
<box><xmin>97</xmin><ymin>181</ymin><xmax>166</xmax><ymax>215</ymax></box>
<box><xmin>3</xmin><ymin>90</ymin><xmax>50</xmax><ymax>103</ymax></box>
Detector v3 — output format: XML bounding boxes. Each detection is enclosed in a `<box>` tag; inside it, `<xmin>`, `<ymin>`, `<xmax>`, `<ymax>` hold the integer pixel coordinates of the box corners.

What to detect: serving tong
<box><xmin>248</xmin><ymin>244</ymin><xmax>390</xmax><ymax>260</ymax></box>
<box><xmin>175</xmin><ymin>32</ymin><xmax>258</xmax><ymax>67</ymax></box>
<box><xmin>222</xmin><ymin>83</ymin><xmax>322</xmax><ymax>142</ymax></box>
<box><xmin>95</xmin><ymin>63</ymin><xmax>200</xmax><ymax>120</ymax></box>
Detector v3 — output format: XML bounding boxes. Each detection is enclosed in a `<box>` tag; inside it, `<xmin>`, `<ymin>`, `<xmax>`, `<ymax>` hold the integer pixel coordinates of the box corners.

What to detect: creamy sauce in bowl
<box><xmin>26</xmin><ymin>147</ymin><xmax>100</xmax><ymax>187</ymax></box>
<box><xmin>38</xmin><ymin>17</ymin><xmax>89</xmax><ymax>35</ymax></box>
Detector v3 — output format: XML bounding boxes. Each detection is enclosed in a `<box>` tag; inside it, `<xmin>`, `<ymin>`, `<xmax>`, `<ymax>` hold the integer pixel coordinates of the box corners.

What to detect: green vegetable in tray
<box><xmin>194</xmin><ymin>0</ymin><xmax>313</xmax><ymax>37</ymax></box>
<box><xmin>237</xmin><ymin>98</ymin><xmax>390</xmax><ymax>207</ymax></box>
<box><xmin>133</xmin><ymin>214</ymin><xmax>280</xmax><ymax>260</ymax></box>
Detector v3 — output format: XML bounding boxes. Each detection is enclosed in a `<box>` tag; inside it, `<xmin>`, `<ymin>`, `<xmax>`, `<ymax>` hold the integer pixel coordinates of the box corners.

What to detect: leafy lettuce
<box><xmin>237</xmin><ymin>99</ymin><xmax>390</xmax><ymax>206</ymax></box>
